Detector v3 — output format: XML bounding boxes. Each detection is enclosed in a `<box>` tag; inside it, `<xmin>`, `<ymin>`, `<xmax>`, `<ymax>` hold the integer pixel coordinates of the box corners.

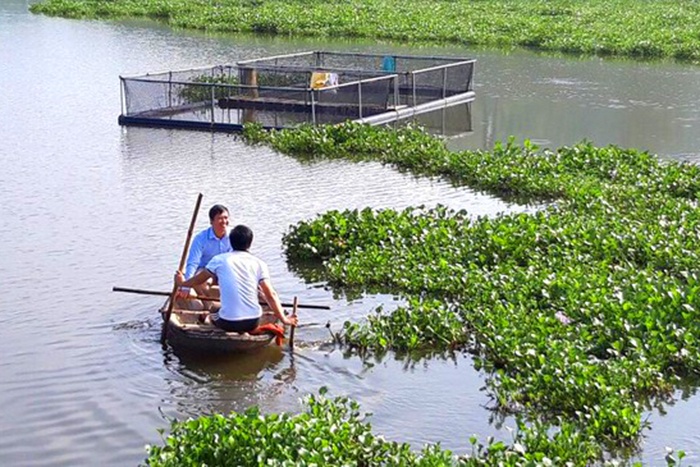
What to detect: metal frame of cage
<box><xmin>118</xmin><ymin>51</ymin><xmax>475</xmax><ymax>132</ymax></box>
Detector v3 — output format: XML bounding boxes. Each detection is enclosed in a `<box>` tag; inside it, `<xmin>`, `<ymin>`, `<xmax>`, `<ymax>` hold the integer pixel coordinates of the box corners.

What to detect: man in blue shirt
<box><xmin>177</xmin><ymin>204</ymin><xmax>232</xmax><ymax>306</ymax></box>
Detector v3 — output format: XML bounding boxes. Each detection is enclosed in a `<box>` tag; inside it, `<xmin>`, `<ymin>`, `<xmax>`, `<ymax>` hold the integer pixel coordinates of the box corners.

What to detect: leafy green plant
<box><xmin>259</xmin><ymin>122</ymin><xmax>700</xmax><ymax>463</ymax></box>
<box><xmin>145</xmin><ymin>389</ymin><xmax>626</xmax><ymax>467</ymax></box>
<box><xmin>145</xmin><ymin>388</ymin><xmax>461</xmax><ymax>466</ymax></box>
<box><xmin>31</xmin><ymin>0</ymin><xmax>700</xmax><ymax>63</ymax></box>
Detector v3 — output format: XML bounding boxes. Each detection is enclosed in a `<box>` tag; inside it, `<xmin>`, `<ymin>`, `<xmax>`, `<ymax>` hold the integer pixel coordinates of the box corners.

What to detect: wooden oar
<box><xmin>113</xmin><ymin>286</ymin><xmax>331</xmax><ymax>310</ymax></box>
<box><xmin>289</xmin><ymin>296</ymin><xmax>298</xmax><ymax>350</ymax></box>
<box><xmin>161</xmin><ymin>193</ymin><xmax>203</xmax><ymax>344</ymax></box>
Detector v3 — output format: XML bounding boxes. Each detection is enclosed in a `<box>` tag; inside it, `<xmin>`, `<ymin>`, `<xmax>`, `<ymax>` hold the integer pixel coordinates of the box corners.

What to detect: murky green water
<box><xmin>2</xmin><ymin>2</ymin><xmax>699</xmax><ymax>465</ymax></box>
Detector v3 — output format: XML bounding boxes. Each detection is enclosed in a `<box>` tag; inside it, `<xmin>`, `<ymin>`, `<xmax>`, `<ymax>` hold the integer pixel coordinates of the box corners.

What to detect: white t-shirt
<box><xmin>205</xmin><ymin>251</ymin><xmax>270</xmax><ymax>321</ymax></box>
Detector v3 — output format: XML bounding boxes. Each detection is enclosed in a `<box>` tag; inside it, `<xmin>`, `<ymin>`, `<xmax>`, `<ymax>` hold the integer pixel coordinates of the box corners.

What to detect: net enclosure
<box><xmin>119</xmin><ymin>51</ymin><xmax>476</xmax><ymax>132</ymax></box>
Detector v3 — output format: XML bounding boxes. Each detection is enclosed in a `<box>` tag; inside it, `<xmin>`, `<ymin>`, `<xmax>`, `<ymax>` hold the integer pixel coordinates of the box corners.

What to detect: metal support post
<box><xmin>358</xmin><ymin>82</ymin><xmax>363</xmax><ymax>119</ymax></box>
<box><xmin>443</xmin><ymin>68</ymin><xmax>448</xmax><ymax>99</ymax></box>
<box><xmin>311</xmin><ymin>90</ymin><xmax>317</xmax><ymax>125</ymax></box>
<box><xmin>211</xmin><ymin>85</ymin><xmax>215</xmax><ymax>124</ymax></box>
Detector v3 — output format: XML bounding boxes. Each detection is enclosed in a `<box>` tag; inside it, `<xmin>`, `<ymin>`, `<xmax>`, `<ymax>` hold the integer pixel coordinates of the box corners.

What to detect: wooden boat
<box><xmin>159</xmin><ymin>303</ymin><xmax>283</xmax><ymax>353</ymax></box>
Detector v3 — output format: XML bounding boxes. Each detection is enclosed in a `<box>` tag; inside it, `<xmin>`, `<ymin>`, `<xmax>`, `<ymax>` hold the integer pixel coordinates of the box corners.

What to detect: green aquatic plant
<box><xmin>343</xmin><ymin>299</ymin><xmax>469</xmax><ymax>353</ymax></box>
<box><xmin>31</xmin><ymin>0</ymin><xmax>700</xmax><ymax>64</ymax></box>
<box><xmin>144</xmin><ymin>389</ymin><xmax>633</xmax><ymax>466</ymax></box>
<box><xmin>252</xmin><ymin>122</ymin><xmax>700</xmax><ymax>462</ymax></box>
<box><xmin>145</xmin><ymin>389</ymin><xmax>459</xmax><ymax>466</ymax></box>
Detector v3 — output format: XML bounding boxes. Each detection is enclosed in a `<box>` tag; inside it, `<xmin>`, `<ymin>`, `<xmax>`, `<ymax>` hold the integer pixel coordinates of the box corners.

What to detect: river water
<box><xmin>1</xmin><ymin>1</ymin><xmax>700</xmax><ymax>465</ymax></box>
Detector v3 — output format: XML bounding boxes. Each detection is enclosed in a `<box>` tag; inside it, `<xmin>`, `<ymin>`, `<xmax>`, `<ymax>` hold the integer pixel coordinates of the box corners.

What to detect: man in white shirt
<box><xmin>175</xmin><ymin>225</ymin><xmax>297</xmax><ymax>332</ymax></box>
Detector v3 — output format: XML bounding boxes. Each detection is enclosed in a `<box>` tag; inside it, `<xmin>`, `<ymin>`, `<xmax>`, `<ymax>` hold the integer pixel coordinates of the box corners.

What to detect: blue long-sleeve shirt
<box><xmin>184</xmin><ymin>227</ymin><xmax>232</xmax><ymax>279</ymax></box>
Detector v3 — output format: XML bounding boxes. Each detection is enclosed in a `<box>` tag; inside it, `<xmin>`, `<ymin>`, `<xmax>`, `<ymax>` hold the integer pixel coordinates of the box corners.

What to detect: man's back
<box><xmin>206</xmin><ymin>251</ymin><xmax>268</xmax><ymax>321</ymax></box>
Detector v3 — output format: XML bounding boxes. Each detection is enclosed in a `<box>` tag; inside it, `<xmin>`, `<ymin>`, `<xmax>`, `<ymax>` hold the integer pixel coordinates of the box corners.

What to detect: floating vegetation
<box><xmin>145</xmin><ymin>388</ymin><xmax>642</xmax><ymax>466</ymax></box>
<box><xmin>145</xmin><ymin>389</ymin><xmax>456</xmax><ymax>466</ymax></box>
<box><xmin>242</xmin><ymin>122</ymin><xmax>700</xmax><ymax>463</ymax></box>
<box><xmin>31</xmin><ymin>0</ymin><xmax>700</xmax><ymax>63</ymax></box>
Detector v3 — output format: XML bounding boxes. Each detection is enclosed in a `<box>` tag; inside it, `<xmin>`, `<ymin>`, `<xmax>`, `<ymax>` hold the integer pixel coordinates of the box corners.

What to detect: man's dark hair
<box><xmin>208</xmin><ymin>204</ymin><xmax>229</xmax><ymax>222</ymax></box>
<box><xmin>230</xmin><ymin>224</ymin><xmax>254</xmax><ymax>251</ymax></box>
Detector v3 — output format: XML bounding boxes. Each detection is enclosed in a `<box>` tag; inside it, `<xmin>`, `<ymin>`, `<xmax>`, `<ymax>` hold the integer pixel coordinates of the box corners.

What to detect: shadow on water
<box><xmin>169</xmin><ymin>344</ymin><xmax>286</xmax><ymax>382</ymax></box>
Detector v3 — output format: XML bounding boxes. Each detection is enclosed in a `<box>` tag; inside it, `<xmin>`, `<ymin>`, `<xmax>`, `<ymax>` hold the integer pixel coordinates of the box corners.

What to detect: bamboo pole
<box><xmin>289</xmin><ymin>296</ymin><xmax>298</xmax><ymax>350</ymax></box>
<box><xmin>160</xmin><ymin>193</ymin><xmax>203</xmax><ymax>344</ymax></box>
<box><xmin>113</xmin><ymin>286</ymin><xmax>331</xmax><ymax>310</ymax></box>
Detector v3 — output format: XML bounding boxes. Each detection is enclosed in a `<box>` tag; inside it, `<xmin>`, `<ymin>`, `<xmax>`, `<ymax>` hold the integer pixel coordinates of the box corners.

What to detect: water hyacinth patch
<box><xmin>242</xmin><ymin>122</ymin><xmax>700</xmax><ymax>462</ymax></box>
<box><xmin>343</xmin><ymin>299</ymin><xmax>470</xmax><ymax>354</ymax></box>
<box><xmin>145</xmin><ymin>389</ymin><xmax>457</xmax><ymax>466</ymax></box>
<box><xmin>31</xmin><ymin>0</ymin><xmax>700</xmax><ymax>64</ymax></box>
<box><xmin>145</xmin><ymin>389</ymin><xmax>620</xmax><ymax>466</ymax></box>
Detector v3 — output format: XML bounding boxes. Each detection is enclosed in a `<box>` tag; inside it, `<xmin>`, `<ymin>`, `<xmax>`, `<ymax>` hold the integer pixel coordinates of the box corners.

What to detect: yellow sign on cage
<box><xmin>310</xmin><ymin>71</ymin><xmax>339</xmax><ymax>89</ymax></box>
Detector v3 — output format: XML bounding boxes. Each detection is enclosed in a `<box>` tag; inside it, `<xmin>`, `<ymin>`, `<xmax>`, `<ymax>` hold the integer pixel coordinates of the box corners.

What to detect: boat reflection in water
<box><xmin>163</xmin><ymin>344</ymin><xmax>294</xmax><ymax>417</ymax></box>
<box><xmin>173</xmin><ymin>343</ymin><xmax>286</xmax><ymax>381</ymax></box>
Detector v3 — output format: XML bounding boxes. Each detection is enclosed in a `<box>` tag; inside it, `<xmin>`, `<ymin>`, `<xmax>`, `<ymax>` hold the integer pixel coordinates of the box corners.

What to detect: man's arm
<box><xmin>184</xmin><ymin>231</ymin><xmax>206</xmax><ymax>280</ymax></box>
<box><xmin>259</xmin><ymin>279</ymin><xmax>297</xmax><ymax>327</ymax></box>
<box><xmin>175</xmin><ymin>269</ymin><xmax>214</xmax><ymax>289</ymax></box>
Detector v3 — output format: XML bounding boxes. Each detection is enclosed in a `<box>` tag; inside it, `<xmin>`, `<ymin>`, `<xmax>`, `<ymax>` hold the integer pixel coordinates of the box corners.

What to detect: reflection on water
<box><xmin>161</xmin><ymin>345</ymin><xmax>295</xmax><ymax>417</ymax></box>
<box><xmin>172</xmin><ymin>345</ymin><xmax>286</xmax><ymax>382</ymax></box>
<box><xmin>3</xmin><ymin>1</ymin><xmax>700</xmax><ymax>465</ymax></box>
<box><xmin>460</xmin><ymin>54</ymin><xmax>700</xmax><ymax>158</ymax></box>
<box><xmin>388</xmin><ymin>102</ymin><xmax>473</xmax><ymax>139</ymax></box>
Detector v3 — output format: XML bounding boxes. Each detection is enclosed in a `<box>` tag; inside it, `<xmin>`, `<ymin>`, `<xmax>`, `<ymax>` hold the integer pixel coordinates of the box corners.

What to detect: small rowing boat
<box><xmin>159</xmin><ymin>303</ymin><xmax>283</xmax><ymax>354</ymax></box>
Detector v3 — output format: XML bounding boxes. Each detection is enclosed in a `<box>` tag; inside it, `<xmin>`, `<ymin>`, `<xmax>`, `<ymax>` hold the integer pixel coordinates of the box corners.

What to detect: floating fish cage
<box><xmin>118</xmin><ymin>51</ymin><xmax>476</xmax><ymax>132</ymax></box>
